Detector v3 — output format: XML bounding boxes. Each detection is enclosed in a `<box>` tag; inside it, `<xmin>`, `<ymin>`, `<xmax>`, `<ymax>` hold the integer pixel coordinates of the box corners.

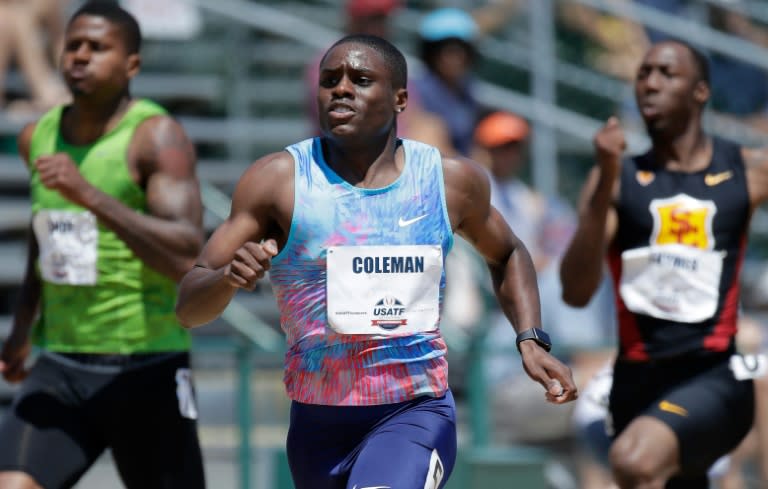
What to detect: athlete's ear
<box><xmin>126</xmin><ymin>53</ymin><xmax>141</xmax><ymax>80</ymax></box>
<box><xmin>693</xmin><ymin>80</ymin><xmax>710</xmax><ymax>106</ymax></box>
<box><xmin>394</xmin><ymin>87</ymin><xmax>407</xmax><ymax>114</ymax></box>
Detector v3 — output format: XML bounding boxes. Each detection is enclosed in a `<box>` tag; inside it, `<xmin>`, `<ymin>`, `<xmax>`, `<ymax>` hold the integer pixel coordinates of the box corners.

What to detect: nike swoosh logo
<box><xmin>659</xmin><ymin>400</ymin><xmax>688</xmax><ymax>417</ymax></box>
<box><xmin>704</xmin><ymin>170</ymin><xmax>733</xmax><ymax>186</ymax></box>
<box><xmin>398</xmin><ymin>214</ymin><xmax>428</xmax><ymax>227</ymax></box>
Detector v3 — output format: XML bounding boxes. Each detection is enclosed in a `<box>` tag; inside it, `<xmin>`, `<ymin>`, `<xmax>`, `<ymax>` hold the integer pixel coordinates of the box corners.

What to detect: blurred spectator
<box><xmin>413</xmin><ymin>7</ymin><xmax>481</xmax><ymax>157</ymax></box>
<box><xmin>0</xmin><ymin>0</ymin><xmax>69</xmax><ymax>115</ymax></box>
<box><xmin>474</xmin><ymin>111</ymin><xmax>567</xmax><ymax>272</ymax></box>
<box><xmin>303</xmin><ymin>0</ymin><xmax>454</xmax><ymax>154</ymax></box>
<box><xmin>28</xmin><ymin>0</ymin><xmax>67</xmax><ymax>60</ymax></box>
<box><xmin>470</xmin><ymin>0</ymin><xmax>524</xmax><ymax>36</ymax></box>
<box><xmin>558</xmin><ymin>1</ymin><xmax>650</xmax><ymax>81</ymax></box>
<box><xmin>343</xmin><ymin>0</ymin><xmax>399</xmax><ymax>39</ymax></box>
<box><xmin>632</xmin><ymin>0</ymin><xmax>686</xmax><ymax>44</ymax></box>
<box><xmin>706</xmin><ymin>3</ymin><xmax>768</xmax><ymax>130</ymax></box>
<box><xmin>474</xmin><ymin>111</ymin><xmax>615</xmax><ymax>349</ymax></box>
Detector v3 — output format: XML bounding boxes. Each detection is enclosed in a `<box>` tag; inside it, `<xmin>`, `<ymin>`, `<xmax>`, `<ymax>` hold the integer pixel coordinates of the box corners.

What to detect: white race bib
<box><xmin>33</xmin><ymin>210</ymin><xmax>98</xmax><ymax>285</ymax></box>
<box><xmin>619</xmin><ymin>244</ymin><xmax>724</xmax><ymax>323</ymax></box>
<box><xmin>326</xmin><ymin>245</ymin><xmax>442</xmax><ymax>335</ymax></box>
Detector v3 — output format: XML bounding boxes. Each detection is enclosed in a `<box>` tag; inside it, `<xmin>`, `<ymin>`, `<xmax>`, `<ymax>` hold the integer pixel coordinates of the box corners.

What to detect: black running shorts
<box><xmin>0</xmin><ymin>351</ymin><xmax>205</xmax><ymax>489</ymax></box>
<box><xmin>609</xmin><ymin>353</ymin><xmax>754</xmax><ymax>476</ymax></box>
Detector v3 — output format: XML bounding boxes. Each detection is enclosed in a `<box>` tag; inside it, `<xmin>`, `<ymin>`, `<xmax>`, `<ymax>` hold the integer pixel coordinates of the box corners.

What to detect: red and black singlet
<box><xmin>609</xmin><ymin>138</ymin><xmax>749</xmax><ymax>361</ymax></box>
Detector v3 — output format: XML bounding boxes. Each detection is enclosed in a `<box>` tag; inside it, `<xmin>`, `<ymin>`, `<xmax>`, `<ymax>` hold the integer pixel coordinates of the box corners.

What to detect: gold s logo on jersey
<box><xmin>704</xmin><ymin>170</ymin><xmax>733</xmax><ymax>187</ymax></box>
<box><xmin>636</xmin><ymin>170</ymin><xmax>655</xmax><ymax>186</ymax></box>
<box><xmin>650</xmin><ymin>194</ymin><xmax>716</xmax><ymax>250</ymax></box>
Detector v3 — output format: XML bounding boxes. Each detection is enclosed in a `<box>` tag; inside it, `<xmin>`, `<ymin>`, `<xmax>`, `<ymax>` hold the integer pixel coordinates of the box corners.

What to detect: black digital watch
<box><xmin>515</xmin><ymin>327</ymin><xmax>552</xmax><ymax>353</ymax></box>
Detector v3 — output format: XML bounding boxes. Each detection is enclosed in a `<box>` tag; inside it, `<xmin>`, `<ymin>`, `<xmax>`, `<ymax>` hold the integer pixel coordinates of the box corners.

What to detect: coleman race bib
<box><xmin>326</xmin><ymin>245</ymin><xmax>442</xmax><ymax>335</ymax></box>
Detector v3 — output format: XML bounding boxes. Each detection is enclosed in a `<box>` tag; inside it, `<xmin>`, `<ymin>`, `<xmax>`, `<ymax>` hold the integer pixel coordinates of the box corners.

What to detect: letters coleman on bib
<box><xmin>326</xmin><ymin>244</ymin><xmax>443</xmax><ymax>335</ymax></box>
<box><xmin>33</xmin><ymin>209</ymin><xmax>99</xmax><ymax>285</ymax></box>
<box><xmin>620</xmin><ymin>244</ymin><xmax>724</xmax><ymax>323</ymax></box>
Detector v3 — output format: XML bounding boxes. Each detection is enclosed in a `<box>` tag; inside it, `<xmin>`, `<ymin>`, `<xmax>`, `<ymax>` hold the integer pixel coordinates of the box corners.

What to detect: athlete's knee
<box><xmin>0</xmin><ymin>471</ymin><xmax>44</xmax><ymax>489</ymax></box>
<box><xmin>609</xmin><ymin>438</ymin><xmax>666</xmax><ymax>489</ymax></box>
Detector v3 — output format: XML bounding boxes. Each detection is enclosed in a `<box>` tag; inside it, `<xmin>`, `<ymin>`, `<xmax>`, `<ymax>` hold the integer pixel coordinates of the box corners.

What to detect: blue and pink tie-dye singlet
<box><xmin>270</xmin><ymin>137</ymin><xmax>453</xmax><ymax>406</ymax></box>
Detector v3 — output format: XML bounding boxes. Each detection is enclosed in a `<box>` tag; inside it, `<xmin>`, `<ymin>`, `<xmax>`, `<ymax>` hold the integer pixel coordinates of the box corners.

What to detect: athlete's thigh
<box><xmin>0</xmin><ymin>356</ymin><xmax>106</xmax><ymax>489</ymax></box>
<box><xmin>286</xmin><ymin>401</ymin><xmax>370</xmax><ymax>489</ymax></box>
<box><xmin>104</xmin><ymin>354</ymin><xmax>205</xmax><ymax>489</ymax></box>
<box><xmin>347</xmin><ymin>392</ymin><xmax>457</xmax><ymax>489</ymax></box>
<box><xmin>611</xmin><ymin>414</ymin><xmax>680</xmax><ymax>480</ymax></box>
<box><xmin>644</xmin><ymin>361</ymin><xmax>754</xmax><ymax>475</ymax></box>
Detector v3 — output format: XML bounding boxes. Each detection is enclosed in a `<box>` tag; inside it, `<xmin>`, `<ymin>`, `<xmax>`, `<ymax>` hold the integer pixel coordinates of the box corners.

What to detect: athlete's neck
<box><xmin>62</xmin><ymin>94</ymin><xmax>133</xmax><ymax>146</ymax></box>
<box><xmin>323</xmin><ymin>133</ymin><xmax>402</xmax><ymax>188</ymax></box>
<box><xmin>650</xmin><ymin>124</ymin><xmax>711</xmax><ymax>173</ymax></box>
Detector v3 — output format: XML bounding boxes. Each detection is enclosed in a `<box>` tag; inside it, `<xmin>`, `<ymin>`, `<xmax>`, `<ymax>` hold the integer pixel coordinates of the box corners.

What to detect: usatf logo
<box><xmin>650</xmin><ymin>194</ymin><xmax>716</xmax><ymax>250</ymax></box>
<box><xmin>371</xmin><ymin>296</ymin><xmax>408</xmax><ymax>330</ymax></box>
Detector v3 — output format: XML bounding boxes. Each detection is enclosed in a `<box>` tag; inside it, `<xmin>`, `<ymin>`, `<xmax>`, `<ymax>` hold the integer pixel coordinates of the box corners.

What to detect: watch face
<box><xmin>535</xmin><ymin>328</ymin><xmax>551</xmax><ymax>347</ymax></box>
<box><xmin>517</xmin><ymin>328</ymin><xmax>552</xmax><ymax>352</ymax></box>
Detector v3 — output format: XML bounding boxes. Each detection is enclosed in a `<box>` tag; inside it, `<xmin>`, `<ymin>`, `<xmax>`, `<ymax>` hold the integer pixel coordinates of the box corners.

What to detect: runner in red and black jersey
<box><xmin>560</xmin><ymin>39</ymin><xmax>768</xmax><ymax>488</ymax></box>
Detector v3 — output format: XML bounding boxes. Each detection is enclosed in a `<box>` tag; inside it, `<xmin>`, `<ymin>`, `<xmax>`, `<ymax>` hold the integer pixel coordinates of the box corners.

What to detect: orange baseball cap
<box><xmin>474</xmin><ymin>112</ymin><xmax>530</xmax><ymax>148</ymax></box>
<box><xmin>346</xmin><ymin>0</ymin><xmax>400</xmax><ymax>18</ymax></box>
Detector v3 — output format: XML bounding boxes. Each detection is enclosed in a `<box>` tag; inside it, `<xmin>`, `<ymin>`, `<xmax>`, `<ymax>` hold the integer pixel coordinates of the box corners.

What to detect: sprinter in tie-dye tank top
<box><xmin>177</xmin><ymin>34</ymin><xmax>576</xmax><ymax>489</ymax></box>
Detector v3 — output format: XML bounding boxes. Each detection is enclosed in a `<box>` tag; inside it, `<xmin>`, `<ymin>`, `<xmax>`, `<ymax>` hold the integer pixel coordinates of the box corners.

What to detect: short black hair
<box><xmin>69</xmin><ymin>1</ymin><xmax>142</xmax><ymax>54</ymax></box>
<box><xmin>322</xmin><ymin>34</ymin><xmax>408</xmax><ymax>89</ymax></box>
<box><xmin>661</xmin><ymin>38</ymin><xmax>711</xmax><ymax>86</ymax></box>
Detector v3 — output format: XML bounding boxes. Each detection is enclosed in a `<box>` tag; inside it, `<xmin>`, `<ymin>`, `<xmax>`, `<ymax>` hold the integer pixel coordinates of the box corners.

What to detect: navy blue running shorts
<box><xmin>286</xmin><ymin>389</ymin><xmax>457</xmax><ymax>489</ymax></box>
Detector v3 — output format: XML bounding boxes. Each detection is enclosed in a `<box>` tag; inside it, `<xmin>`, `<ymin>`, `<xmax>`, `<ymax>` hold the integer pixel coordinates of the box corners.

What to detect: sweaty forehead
<box><xmin>321</xmin><ymin>42</ymin><xmax>387</xmax><ymax>71</ymax></box>
<box><xmin>643</xmin><ymin>42</ymin><xmax>694</xmax><ymax>70</ymax></box>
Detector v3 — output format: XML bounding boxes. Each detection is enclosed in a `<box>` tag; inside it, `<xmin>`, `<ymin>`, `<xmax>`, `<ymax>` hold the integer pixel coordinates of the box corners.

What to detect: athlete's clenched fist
<box><xmin>224</xmin><ymin>239</ymin><xmax>278</xmax><ymax>290</ymax></box>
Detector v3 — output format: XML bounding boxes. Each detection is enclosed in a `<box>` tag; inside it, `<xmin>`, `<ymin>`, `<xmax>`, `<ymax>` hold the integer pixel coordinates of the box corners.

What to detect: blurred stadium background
<box><xmin>2</xmin><ymin>0</ymin><xmax>768</xmax><ymax>487</ymax></box>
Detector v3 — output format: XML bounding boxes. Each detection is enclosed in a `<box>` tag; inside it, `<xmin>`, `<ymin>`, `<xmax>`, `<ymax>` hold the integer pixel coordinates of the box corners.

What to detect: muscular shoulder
<box><xmin>131</xmin><ymin>114</ymin><xmax>196</xmax><ymax>178</ymax></box>
<box><xmin>242</xmin><ymin>150</ymin><xmax>294</xmax><ymax>183</ymax></box>
<box><xmin>134</xmin><ymin>113</ymin><xmax>178</xmax><ymax>135</ymax></box>
<box><xmin>233</xmin><ymin>151</ymin><xmax>295</xmax><ymax>211</ymax></box>
<box><xmin>441</xmin><ymin>155</ymin><xmax>492</xmax><ymax>229</ymax></box>
<box><xmin>442</xmin><ymin>155</ymin><xmax>491</xmax><ymax>200</ymax></box>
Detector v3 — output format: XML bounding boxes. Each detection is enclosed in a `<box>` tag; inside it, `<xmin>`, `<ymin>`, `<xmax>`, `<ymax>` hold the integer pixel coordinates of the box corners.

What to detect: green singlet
<box><xmin>28</xmin><ymin>99</ymin><xmax>190</xmax><ymax>353</ymax></box>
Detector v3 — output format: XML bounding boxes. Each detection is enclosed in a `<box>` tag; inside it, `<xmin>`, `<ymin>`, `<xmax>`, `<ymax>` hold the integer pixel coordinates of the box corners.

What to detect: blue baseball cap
<box><xmin>418</xmin><ymin>8</ymin><xmax>478</xmax><ymax>42</ymax></box>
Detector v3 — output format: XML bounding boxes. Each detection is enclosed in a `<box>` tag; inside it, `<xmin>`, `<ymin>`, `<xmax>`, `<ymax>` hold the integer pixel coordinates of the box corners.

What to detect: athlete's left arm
<box><xmin>443</xmin><ymin>156</ymin><xmax>577</xmax><ymax>403</ymax></box>
<box><xmin>34</xmin><ymin>115</ymin><xmax>204</xmax><ymax>282</ymax></box>
<box><xmin>743</xmin><ymin>147</ymin><xmax>768</xmax><ymax>210</ymax></box>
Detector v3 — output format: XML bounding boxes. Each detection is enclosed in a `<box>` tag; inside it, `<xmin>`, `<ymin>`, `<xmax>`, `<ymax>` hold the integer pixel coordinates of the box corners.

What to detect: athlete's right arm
<box><xmin>1</xmin><ymin>123</ymin><xmax>40</xmax><ymax>382</ymax></box>
<box><xmin>175</xmin><ymin>152</ymin><xmax>292</xmax><ymax>328</ymax></box>
<box><xmin>559</xmin><ymin>117</ymin><xmax>623</xmax><ymax>307</ymax></box>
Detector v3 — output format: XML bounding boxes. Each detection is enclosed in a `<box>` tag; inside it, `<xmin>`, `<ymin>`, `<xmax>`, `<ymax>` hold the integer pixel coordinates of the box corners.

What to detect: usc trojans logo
<box><xmin>650</xmin><ymin>194</ymin><xmax>716</xmax><ymax>250</ymax></box>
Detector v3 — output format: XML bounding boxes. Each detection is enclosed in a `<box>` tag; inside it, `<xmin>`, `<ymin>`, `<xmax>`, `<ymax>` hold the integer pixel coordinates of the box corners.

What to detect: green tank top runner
<box><xmin>28</xmin><ymin>99</ymin><xmax>190</xmax><ymax>353</ymax></box>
